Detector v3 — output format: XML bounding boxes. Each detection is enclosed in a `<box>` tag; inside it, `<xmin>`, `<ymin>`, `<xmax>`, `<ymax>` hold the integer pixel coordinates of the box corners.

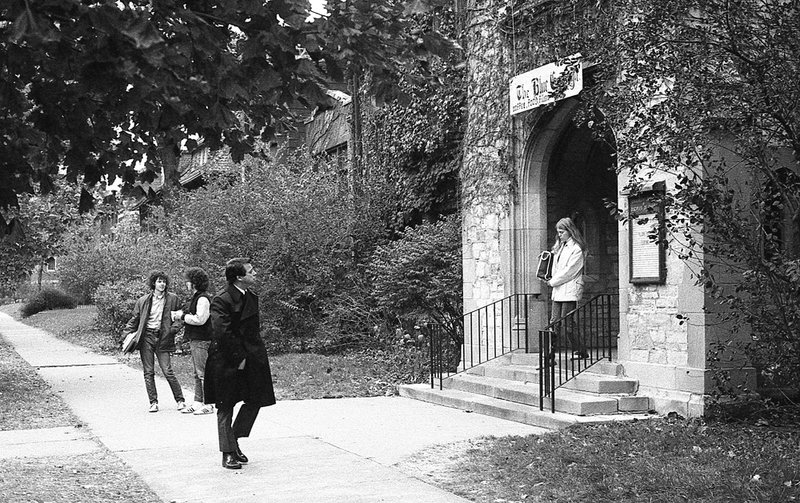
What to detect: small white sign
<box><xmin>509</xmin><ymin>54</ymin><xmax>583</xmax><ymax>115</ymax></box>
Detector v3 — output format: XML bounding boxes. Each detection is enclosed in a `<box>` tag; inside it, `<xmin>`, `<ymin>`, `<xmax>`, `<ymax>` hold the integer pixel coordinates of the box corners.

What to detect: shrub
<box><xmin>59</xmin><ymin>219</ymin><xmax>187</xmax><ymax>304</ymax></box>
<box><xmin>368</xmin><ymin>215</ymin><xmax>462</xmax><ymax>327</ymax></box>
<box><xmin>93</xmin><ymin>279</ymin><xmax>146</xmax><ymax>336</ymax></box>
<box><xmin>173</xmin><ymin>153</ymin><xmax>379</xmax><ymax>340</ymax></box>
<box><xmin>21</xmin><ymin>287</ymin><xmax>78</xmax><ymax>317</ymax></box>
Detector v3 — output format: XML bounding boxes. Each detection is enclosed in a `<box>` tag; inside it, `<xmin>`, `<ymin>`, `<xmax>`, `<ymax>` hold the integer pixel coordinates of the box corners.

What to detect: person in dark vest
<box><xmin>173</xmin><ymin>267</ymin><xmax>215</xmax><ymax>415</ymax></box>
<box><xmin>122</xmin><ymin>271</ymin><xmax>186</xmax><ymax>413</ymax></box>
<box><xmin>204</xmin><ymin>258</ymin><xmax>276</xmax><ymax>469</ymax></box>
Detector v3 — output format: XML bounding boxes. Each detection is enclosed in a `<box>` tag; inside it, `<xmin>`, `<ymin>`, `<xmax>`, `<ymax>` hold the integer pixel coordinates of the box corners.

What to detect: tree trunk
<box><xmin>349</xmin><ymin>70</ymin><xmax>363</xmax><ymax>201</ymax></box>
<box><xmin>158</xmin><ymin>140</ymin><xmax>181</xmax><ymax>196</ymax></box>
<box><xmin>37</xmin><ymin>260</ymin><xmax>43</xmax><ymax>292</ymax></box>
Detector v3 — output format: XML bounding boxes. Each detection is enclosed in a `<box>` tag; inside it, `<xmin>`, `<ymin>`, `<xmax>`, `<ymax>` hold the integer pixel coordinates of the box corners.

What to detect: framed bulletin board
<box><xmin>628</xmin><ymin>182</ymin><xmax>666</xmax><ymax>284</ymax></box>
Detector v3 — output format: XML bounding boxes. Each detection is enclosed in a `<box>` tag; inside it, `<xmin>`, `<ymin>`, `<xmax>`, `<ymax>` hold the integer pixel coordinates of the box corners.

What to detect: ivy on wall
<box><xmin>477</xmin><ymin>0</ymin><xmax>800</xmax><ymax>391</ymax></box>
<box><xmin>359</xmin><ymin>7</ymin><xmax>465</xmax><ymax>232</ymax></box>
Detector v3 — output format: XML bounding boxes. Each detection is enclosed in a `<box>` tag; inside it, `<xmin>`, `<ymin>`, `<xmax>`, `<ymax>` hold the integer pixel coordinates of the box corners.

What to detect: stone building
<box><xmin>455</xmin><ymin>1</ymin><xmax>759</xmax><ymax>417</ymax></box>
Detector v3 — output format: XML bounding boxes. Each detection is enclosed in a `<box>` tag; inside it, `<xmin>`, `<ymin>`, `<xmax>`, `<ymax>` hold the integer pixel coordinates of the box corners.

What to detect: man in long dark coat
<box><xmin>204</xmin><ymin>257</ymin><xmax>276</xmax><ymax>469</ymax></box>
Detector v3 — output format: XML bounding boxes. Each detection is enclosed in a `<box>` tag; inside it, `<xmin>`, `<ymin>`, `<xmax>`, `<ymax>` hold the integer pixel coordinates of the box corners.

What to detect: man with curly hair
<box><xmin>122</xmin><ymin>271</ymin><xmax>186</xmax><ymax>413</ymax></box>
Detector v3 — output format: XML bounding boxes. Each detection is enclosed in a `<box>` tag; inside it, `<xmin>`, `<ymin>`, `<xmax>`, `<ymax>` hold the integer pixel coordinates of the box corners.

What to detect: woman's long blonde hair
<box><xmin>551</xmin><ymin>217</ymin><xmax>587</xmax><ymax>253</ymax></box>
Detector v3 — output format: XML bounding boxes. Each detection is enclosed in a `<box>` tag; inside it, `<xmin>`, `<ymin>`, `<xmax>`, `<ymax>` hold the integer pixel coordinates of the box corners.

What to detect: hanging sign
<box><xmin>509</xmin><ymin>54</ymin><xmax>583</xmax><ymax>116</ymax></box>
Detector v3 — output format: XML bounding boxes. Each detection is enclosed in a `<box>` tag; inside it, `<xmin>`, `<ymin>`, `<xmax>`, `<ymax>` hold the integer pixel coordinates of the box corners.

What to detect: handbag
<box><xmin>536</xmin><ymin>250</ymin><xmax>554</xmax><ymax>280</ymax></box>
<box><xmin>122</xmin><ymin>331</ymin><xmax>141</xmax><ymax>354</ymax></box>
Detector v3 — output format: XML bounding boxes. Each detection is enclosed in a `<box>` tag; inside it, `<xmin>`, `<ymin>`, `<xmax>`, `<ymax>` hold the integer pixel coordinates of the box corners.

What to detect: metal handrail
<box><xmin>429</xmin><ymin>293</ymin><xmax>541</xmax><ymax>390</ymax></box>
<box><xmin>538</xmin><ymin>293</ymin><xmax>619</xmax><ymax>412</ymax></box>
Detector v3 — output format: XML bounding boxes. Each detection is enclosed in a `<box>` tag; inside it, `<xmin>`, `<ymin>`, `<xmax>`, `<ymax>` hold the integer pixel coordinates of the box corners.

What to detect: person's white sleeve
<box><xmin>183</xmin><ymin>297</ymin><xmax>210</xmax><ymax>325</ymax></box>
<box><xmin>548</xmin><ymin>247</ymin><xmax>584</xmax><ymax>288</ymax></box>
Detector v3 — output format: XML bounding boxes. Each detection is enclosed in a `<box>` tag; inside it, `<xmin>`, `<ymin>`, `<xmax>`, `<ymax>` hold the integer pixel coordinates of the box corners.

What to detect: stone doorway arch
<box><xmin>511</xmin><ymin>99</ymin><xmax>618</xmax><ymax>348</ymax></box>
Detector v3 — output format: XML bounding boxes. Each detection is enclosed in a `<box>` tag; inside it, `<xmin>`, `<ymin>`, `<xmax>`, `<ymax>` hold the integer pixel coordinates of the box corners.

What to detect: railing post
<box><xmin>523</xmin><ymin>294</ymin><xmax>529</xmax><ymax>353</ymax></box>
<box><xmin>607</xmin><ymin>294</ymin><xmax>613</xmax><ymax>361</ymax></box>
<box><xmin>538</xmin><ymin>329</ymin><xmax>544</xmax><ymax>411</ymax></box>
<box><xmin>429</xmin><ymin>322</ymin><xmax>435</xmax><ymax>389</ymax></box>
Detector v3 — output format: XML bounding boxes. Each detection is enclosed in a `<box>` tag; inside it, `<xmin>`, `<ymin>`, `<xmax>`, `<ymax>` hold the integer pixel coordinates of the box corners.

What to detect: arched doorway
<box><xmin>545</xmin><ymin>118</ymin><xmax>618</xmax><ymax>298</ymax></box>
<box><xmin>512</xmin><ymin>99</ymin><xmax>618</xmax><ymax>347</ymax></box>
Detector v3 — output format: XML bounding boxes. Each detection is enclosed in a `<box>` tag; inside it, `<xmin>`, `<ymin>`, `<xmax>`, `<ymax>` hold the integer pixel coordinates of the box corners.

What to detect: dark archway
<box><xmin>546</xmin><ymin>120</ymin><xmax>617</xmax><ymax>297</ymax></box>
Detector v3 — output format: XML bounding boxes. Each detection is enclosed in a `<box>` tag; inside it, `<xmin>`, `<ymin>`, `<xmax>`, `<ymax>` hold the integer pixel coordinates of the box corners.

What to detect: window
<box><xmin>46</xmin><ymin>257</ymin><xmax>57</xmax><ymax>272</ymax></box>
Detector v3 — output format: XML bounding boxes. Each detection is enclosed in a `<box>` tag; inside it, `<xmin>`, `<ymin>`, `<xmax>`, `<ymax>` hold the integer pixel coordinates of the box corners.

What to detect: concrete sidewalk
<box><xmin>0</xmin><ymin>312</ymin><xmax>546</xmax><ymax>502</ymax></box>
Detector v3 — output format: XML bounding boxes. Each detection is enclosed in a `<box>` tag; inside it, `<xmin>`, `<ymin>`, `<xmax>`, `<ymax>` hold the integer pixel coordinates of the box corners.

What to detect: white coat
<box><xmin>548</xmin><ymin>238</ymin><xmax>585</xmax><ymax>302</ymax></box>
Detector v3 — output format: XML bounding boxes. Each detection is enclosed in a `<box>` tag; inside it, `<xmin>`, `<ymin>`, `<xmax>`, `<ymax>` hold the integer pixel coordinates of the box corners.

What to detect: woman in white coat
<box><xmin>545</xmin><ymin>217</ymin><xmax>588</xmax><ymax>360</ymax></box>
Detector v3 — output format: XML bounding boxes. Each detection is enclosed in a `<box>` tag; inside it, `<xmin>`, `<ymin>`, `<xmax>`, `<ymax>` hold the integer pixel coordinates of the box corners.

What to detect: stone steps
<box><xmin>398</xmin><ymin>384</ymin><xmax>651</xmax><ymax>430</ymax></box>
<box><xmin>398</xmin><ymin>384</ymin><xmax>586</xmax><ymax>429</ymax></box>
<box><xmin>446</xmin><ymin>373</ymin><xmax>621</xmax><ymax>415</ymax></box>
<box><xmin>401</xmin><ymin>350</ymin><xmax>652</xmax><ymax>429</ymax></box>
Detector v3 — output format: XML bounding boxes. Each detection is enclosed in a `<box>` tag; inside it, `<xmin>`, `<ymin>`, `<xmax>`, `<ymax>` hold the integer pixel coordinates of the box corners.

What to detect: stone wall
<box><xmin>616</xmin><ymin>173</ymin><xmax>716</xmax><ymax>416</ymax></box>
<box><xmin>461</xmin><ymin>0</ymin><xmax>514</xmax><ymax>313</ymax></box>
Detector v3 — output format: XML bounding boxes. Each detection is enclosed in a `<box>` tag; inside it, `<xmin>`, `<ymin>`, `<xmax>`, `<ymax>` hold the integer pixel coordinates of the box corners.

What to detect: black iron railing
<box><xmin>538</xmin><ymin>293</ymin><xmax>619</xmax><ymax>412</ymax></box>
<box><xmin>430</xmin><ymin>293</ymin><xmax>541</xmax><ymax>390</ymax></box>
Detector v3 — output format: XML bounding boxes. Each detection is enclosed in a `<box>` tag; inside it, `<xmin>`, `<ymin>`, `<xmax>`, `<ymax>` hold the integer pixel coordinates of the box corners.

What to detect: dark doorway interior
<box><xmin>546</xmin><ymin>121</ymin><xmax>618</xmax><ymax>298</ymax></box>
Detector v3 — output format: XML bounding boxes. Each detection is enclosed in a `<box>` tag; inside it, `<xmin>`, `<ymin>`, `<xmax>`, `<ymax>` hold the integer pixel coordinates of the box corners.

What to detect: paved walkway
<box><xmin>0</xmin><ymin>312</ymin><xmax>546</xmax><ymax>502</ymax></box>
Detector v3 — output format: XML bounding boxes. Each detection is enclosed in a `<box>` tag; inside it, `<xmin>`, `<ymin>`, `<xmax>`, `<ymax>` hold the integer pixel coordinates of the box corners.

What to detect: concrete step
<box><xmin>398</xmin><ymin>384</ymin><xmax>652</xmax><ymax>430</ymax></box>
<box><xmin>506</xmin><ymin>352</ymin><xmax>623</xmax><ymax>376</ymax></box>
<box><xmin>509</xmin><ymin>353</ymin><xmax>623</xmax><ymax>376</ymax></box>
<box><xmin>445</xmin><ymin>373</ymin><xmax>620</xmax><ymax>415</ymax></box>
<box><xmin>563</xmin><ymin>372</ymin><xmax>638</xmax><ymax>394</ymax></box>
<box><xmin>480</xmin><ymin>362</ymin><xmax>637</xmax><ymax>394</ymax></box>
<box><xmin>398</xmin><ymin>384</ymin><xmax>580</xmax><ymax>429</ymax></box>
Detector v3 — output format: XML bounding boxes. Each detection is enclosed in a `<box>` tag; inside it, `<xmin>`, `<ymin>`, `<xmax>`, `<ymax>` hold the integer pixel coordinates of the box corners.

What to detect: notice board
<box><xmin>628</xmin><ymin>182</ymin><xmax>666</xmax><ymax>284</ymax></box>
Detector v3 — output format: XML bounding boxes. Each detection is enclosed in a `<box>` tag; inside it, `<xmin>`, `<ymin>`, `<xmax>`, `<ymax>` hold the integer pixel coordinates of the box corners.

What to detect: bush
<box><xmin>21</xmin><ymin>287</ymin><xmax>78</xmax><ymax>317</ymax></box>
<box><xmin>93</xmin><ymin>279</ymin><xmax>147</xmax><ymax>336</ymax></box>
<box><xmin>368</xmin><ymin>215</ymin><xmax>462</xmax><ymax>326</ymax></box>
<box><xmin>172</xmin><ymin>153</ymin><xmax>378</xmax><ymax>340</ymax></box>
<box><xmin>59</xmin><ymin>219</ymin><xmax>187</xmax><ymax>304</ymax></box>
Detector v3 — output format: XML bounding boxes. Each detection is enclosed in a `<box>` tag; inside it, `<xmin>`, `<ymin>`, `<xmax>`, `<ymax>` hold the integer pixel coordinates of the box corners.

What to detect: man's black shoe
<box><xmin>234</xmin><ymin>447</ymin><xmax>249</xmax><ymax>464</ymax></box>
<box><xmin>222</xmin><ymin>452</ymin><xmax>242</xmax><ymax>469</ymax></box>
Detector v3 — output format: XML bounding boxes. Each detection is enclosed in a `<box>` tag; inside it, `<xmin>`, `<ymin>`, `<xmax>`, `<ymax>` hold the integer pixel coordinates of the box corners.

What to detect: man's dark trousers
<box><xmin>217</xmin><ymin>402</ymin><xmax>260</xmax><ymax>452</ymax></box>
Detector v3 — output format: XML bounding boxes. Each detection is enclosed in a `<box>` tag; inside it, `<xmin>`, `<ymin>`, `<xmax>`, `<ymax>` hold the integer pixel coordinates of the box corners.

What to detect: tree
<box><xmin>368</xmin><ymin>215</ymin><xmax>463</xmax><ymax>342</ymax></box>
<box><xmin>1</xmin><ymin>0</ymin><xmax>458</xmax><ymax>210</ymax></box>
<box><xmin>582</xmin><ymin>0</ymin><xmax>800</xmax><ymax>391</ymax></box>
<box><xmin>503</xmin><ymin>0</ymin><xmax>800</xmax><ymax>390</ymax></box>
<box><xmin>0</xmin><ymin>182</ymin><xmax>84</xmax><ymax>296</ymax></box>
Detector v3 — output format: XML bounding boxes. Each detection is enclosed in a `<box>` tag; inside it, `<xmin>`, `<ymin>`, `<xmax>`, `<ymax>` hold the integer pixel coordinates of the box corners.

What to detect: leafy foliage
<box><xmin>1</xmin><ymin>0</ymin><xmax>458</xmax><ymax>209</ymax></box>
<box><xmin>359</xmin><ymin>7</ymin><xmax>464</xmax><ymax>231</ymax></box>
<box><xmin>58</xmin><ymin>217</ymin><xmax>186</xmax><ymax>304</ymax></box>
<box><xmin>504</xmin><ymin>0</ymin><xmax>800</xmax><ymax>392</ymax></box>
<box><xmin>20</xmin><ymin>287</ymin><xmax>77</xmax><ymax>317</ymax></box>
<box><xmin>93</xmin><ymin>279</ymin><xmax>148</xmax><ymax>336</ymax></box>
<box><xmin>587</xmin><ymin>0</ymin><xmax>800</xmax><ymax>392</ymax></box>
<box><xmin>160</xmin><ymin>151</ymin><xmax>383</xmax><ymax>340</ymax></box>
<box><xmin>368</xmin><ymin>215</ymin><xmax>462</xmax><ymax>340</ymax></box>
<box><xmin>0</xmin><ymin>182</ymin><xmax>83</xmax><ymax>296</ymax></box>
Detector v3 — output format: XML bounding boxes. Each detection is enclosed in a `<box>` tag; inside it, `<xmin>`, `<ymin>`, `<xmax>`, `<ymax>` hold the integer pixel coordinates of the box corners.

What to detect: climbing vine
<box><xmin>489</xmin><ymin>0</ymin><xmax>800</xmax><ymax>392</ymax></box>
<box><xmin>360</xmin><ymin>6</ymin><xmax>465</xmax><ymax>232</ymax></box>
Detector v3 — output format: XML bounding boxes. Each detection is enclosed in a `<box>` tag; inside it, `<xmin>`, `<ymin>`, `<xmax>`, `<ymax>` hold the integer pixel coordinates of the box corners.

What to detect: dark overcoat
<box><xmin>204</xmin><ymin>285</ymin><xmax>276</xmax><ymax>408</ymax></box>
<box><xmin>122</xmin><ymin>292</ymin><xmax>182</xmax><ymax>352</ymax></box>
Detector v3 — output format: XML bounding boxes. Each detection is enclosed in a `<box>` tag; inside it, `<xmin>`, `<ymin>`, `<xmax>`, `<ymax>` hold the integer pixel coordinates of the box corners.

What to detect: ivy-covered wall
<box><xmin>460</xmin><ymin>0</ymin><xmax>759</xmax><ymax>416</ymax></box>
<box><xmin>461</xmin><ymin>0</ymin><xmax>514</xmax><ymax>314</ymax></box>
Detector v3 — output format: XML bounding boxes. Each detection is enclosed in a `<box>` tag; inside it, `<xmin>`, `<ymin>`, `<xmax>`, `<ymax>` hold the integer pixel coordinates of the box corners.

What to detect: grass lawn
<box><xmin>401</xmin><ymin>419</ymin><xmax>800</xmax><ymax>502</ymax></box>
<box><xmin>4</xmin><ymin>304</ymin><xmax>428</xmax><ymax>401</ymax></box>
<box><xmin>0</xmin><ymin>319</ymin><xmax>161</xmax><ymax>502</ymax></box>
<box><xmin>3</xmin><ymin>304</ymin><xmax>799</xmax><ymax>503</ymax></box>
